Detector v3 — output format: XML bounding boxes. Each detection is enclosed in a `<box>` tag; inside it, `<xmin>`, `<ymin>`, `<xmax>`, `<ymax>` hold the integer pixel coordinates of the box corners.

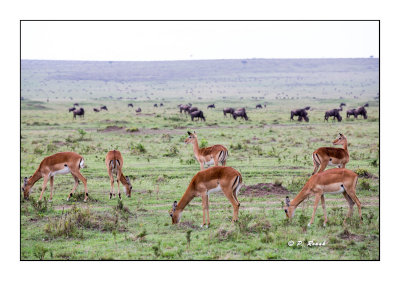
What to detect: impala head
<box><xmin>124</xmin><ymin>176</ymin><xmax>132</xmax><ymax>198</ymax></box>
<box><xmin>333</xmin><ymin>133</ymin><xmax>347</xmax><ymax>145</ymax></box>
<box><xmin>169</xmin><ymin>201</ymin><xmax>181</xmax><ymax>224</ymax></box>
<box><xmin>184</xmin><ymin>131</ymin><xmax>197</xmax><ymax>144</ymax></box>
<box><xmin>283</xmin><ymin>196</ymin><xmax>296</xmax><ymax>218</ymax></box>
<box><xmin>22</xmin><ymin>177</ymin><xmax>32</xmax><ymax>200</ymax></box>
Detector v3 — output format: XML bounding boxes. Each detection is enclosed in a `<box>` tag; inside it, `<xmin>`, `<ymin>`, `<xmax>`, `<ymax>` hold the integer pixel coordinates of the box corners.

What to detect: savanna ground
<box><xmin>20</xmin><ymin>59</ymin><xmax>379</xmax><ymax>260</ymax></box>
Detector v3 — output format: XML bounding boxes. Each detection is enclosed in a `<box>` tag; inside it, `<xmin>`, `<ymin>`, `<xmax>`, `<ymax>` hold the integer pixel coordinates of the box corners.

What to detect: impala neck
<box><xmin>119</xmin><ymin>173</ymin><xmax>129</xmax><ymax>187</ymax></box>
<box><xmin>27</xmin><ymin>169</ymin><xmax>42</xmax><ymax>187</ymax></box>
<box><xmin>342</xmin><ymin>140</ymin><xmax>348</xmax><ymax>152</ymax></box>
<box><xmin>176</xmin><ymin>184</ymin><xmax>196</xmax><ymax>212</ymax></box>
<box><xmin>192</xmin><ymin>138</ymin><xmax>200</xmax><ymax>157</ymax></box>
<box><xmin>289</xmin><ymin>187</ymin><xmax>310</xmax><ymax>208</ymax></box>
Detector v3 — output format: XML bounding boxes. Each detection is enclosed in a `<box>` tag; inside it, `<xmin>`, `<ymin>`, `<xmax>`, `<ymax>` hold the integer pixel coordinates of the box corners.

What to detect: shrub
<box><xmin>126</xmin><ymin>127</ymin><xmax>139</xmax><ymax>132</ymax></box>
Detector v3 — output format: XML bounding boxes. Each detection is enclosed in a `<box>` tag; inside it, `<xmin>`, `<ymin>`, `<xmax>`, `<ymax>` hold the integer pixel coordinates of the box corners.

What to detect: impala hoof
<box><xmin>307</xmin><ymin>223</ymin><xmax>311</xmax><ymax>227</ymax></box>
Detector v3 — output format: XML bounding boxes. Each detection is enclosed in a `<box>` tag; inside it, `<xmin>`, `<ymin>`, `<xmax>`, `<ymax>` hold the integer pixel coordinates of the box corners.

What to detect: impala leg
<box><xmin>205</xmin><ymin>194</ymin><xmax>210</xmax><ymax>226</ymax></box>
<box><xmin>49</xmin><ymin>176</ymin><xmax>54</xmax><ymax>202</ymax></box>
<box><xmin>320</xmin><ymin>195</ymin><xmax>327</xmax><ymax>226</ymax></box>
<box><xmin>213</xmin><ymin>155</ymin><xmax>219</xmax><ymax>167</ymax></box>
<box><xmin>67</xmin><ymin>175</ymin><xmax>79</xmax><ymax>201</ymax></box>
<box><xmin>71</xmin><ymin>170</ymin><xmax>88</xmax><ymax>202</ymax></box>
<box><xmin>346</xmin><ymin>190</ymin><xmax>362</xmax><ymax>222</ymax></box>
<box><xmin>308</xmin><ymin>194</ymin><xmax>321</xmax><ymax>226</ymax></box>
<box><xmin>222</xmin><ymin>189</ymin><xmax>240</xmax><ymax>222</ymax></box>
<box><xmin>200</xmin><ymin>162</ymin><xmax>205</xmax><ymax>170</ymax></box>
<box><xmin>108</xmin><ymin>168</ymin><xmax>115</xmax><ymax>199</ymax></box>
<box><xmin>343</xmin><ymin>192</ymin><xmax>354</xmax><ymax>224</ymax></box>
<box><xmin>201</xmin><ymin>194</ymin><xmax>208</xmax><ymax>228</ymax></box>
<box><xmin>317</xmin><ymin>161</ymin><xmax>328</xmax><ymax>174</ymax></box>
<box><xmin>117</xmin><ymin>178</ymin><xmax>121</xmax><ymax>199</ymax></box>
<box><xmin>38</xmin><ymin>175</ymin><xmax>49</xmax><ymax>201</ymax></box>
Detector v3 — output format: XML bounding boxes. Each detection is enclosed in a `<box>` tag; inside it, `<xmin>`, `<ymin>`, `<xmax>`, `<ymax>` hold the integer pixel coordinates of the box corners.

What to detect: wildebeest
<box><xmin>69</xmin><ymin>107</ymin><xmax>76</xmax><ymax>112</ymax></box>
<box><xmin>93</xmin><ymin>108</ymin><xmax>100</xmax><ymax>112</ymax></box>
<box><xmin>73</xmin><ymin>103</ymin><xmax>79</xmax><ymax>106</ymax></box>
<box><xmin>347</xmin><ymin>103</ymin><xmax>369</xmax><ymax>119</ymax></box>
<box><xmin>154</xmin><ymin>104</ymin><xmax>158</xmax><ymax>108</ymax></box>
<box><xmin>179</xmin><ymin>104</ymin><xmax>191</xmax><ymax>114</ymax></box>
<box><xmin>73</xmin><ymin>108</ymin><xmax>85</xmax><ymax>119</ymax></box>
<box><xmin>135</xmin><ymin>107</ymin><xmax>142</xmax><ymax>113</ymax></box>
<box><xmin>324</xmin><ymin>103</ymin><xmax>346</xmax><ymax>122</ymax></box>
<box><xmin>256</xmin><ymin>104</ymin><xmax>262</xmax><ymax>109</ymax></box>
<box><xmin>290</xmin><ymin>106</ymin><xmax>310</xmax><ymax>122</ymax></box>
<box><xmin>160</xmin><ymin>103</ymin><xmax>164</xmax><ymax>107</ymax></box>
<box><xmin>100</xmin><ymin>106</ymin><xmax>108</xmax><ymax>111</ymax></box>
<box><xmin>233</xmin><ymin>108</ymin><xmax>249</xmax><ymax>121</ymax></box>
<box><xmin>207</xmin><ymin>104</ymin><xmax>215</xmax><ymax>109</ymax></box>
<box><xmin>189</xmin><ymin>107</ymin><xmax>199</xmax><ymax>113</ymax></box>
<box><xmin>128</xmin><ymin>103</ymin><xmax>133</xmax><ymax>108</ymax></box>
<box><xmin>223</xmin><ymin>107</ymin><xmax>235</xmax><ymax>117</ymax></box>
<box><xmin>190</xmin><ymin>110</ymin><xmax>206</xmax><ymax>121</ymax></box>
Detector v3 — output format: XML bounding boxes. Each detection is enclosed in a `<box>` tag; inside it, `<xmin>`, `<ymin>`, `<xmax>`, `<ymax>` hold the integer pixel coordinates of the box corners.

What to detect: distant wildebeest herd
<box><xmin>68</xmin><ymin>102</ymin><xmax>370</xmax><ymax>123</ymax></box>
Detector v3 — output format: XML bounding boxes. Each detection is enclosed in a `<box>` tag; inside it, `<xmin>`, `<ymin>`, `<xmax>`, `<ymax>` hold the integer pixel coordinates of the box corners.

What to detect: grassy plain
<box><xmin>20</xmin><ymin>59</ymin><xmax>379</xmax><ymax>260</ymax></box>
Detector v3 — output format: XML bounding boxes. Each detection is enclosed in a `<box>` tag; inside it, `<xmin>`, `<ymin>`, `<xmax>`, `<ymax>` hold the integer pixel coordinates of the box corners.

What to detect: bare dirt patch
<box><xmin>338</xmin><ymin>229</ymin><xmax>365</xmax><ymax>241</ymax></box>
<box><xmin>241</xmin><ymin>183</ymin><xmax>290</xmax><ymax>196</ymax></box>
<box><xmin>179</xmin><ymin>221</ymin><xmax>201</xmax><ymax>229</ymax></box>
<box><xmin>98</xmin><ymin>125</ymin><xmax>125</xmax><ymax>133</ymax></box>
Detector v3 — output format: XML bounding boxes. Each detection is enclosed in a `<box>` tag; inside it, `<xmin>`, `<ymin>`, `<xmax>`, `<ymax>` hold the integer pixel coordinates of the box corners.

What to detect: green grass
<box><xmin>21</xmin><ymin>97</ymin><xmax>379</xmax><ymax>260</ymax></box>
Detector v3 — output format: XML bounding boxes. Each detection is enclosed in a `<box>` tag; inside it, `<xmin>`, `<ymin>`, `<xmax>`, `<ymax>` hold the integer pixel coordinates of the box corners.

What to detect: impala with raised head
<box><xmin>312</xmin><ymin>133</ymin><xmax>349</xmax><ymax>175</ymax></box>
<box><xmin>105</xmin><ymin>150</ymin><xmax>132</xmax><ymax>199</ymax></box>
<box><xmin>21</xmin><ymin>152</ymin><xmax>88</xmax><ymax>202</ymax></box>
<box><xmin>169</xmin><ymin>166</ymin><xmax>242</xmax><ymax>227</ymax></box>
<box><xmin>284</xmin><ymin>168</ymin><xmax>361</xmax><ymax>226</ymax></box>
<box><xmin>185</xmin><ymin>131</ymin><xmax>228</xmax><ymax>170</ymax></box>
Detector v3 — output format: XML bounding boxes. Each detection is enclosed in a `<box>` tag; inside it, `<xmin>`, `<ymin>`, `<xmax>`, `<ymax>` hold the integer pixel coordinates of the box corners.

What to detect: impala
<box><xmin>21</xmin><ymin>152</ymin><xmax>88</xmax><ymax>202</ymax></box>
<box><xmin>284</xmin><ymin>168</ymin><xmax>361</xmax><ymax>226</ymax></box>
<box><xmin>169</xmin><ymin>166</ymin><xmax>242</xmax><ymax>227</ymax></box>
<box><xmin>105</xmin><ymin>150</ymin><xmax>132</xmax><ymax>199</ymax></box>
<box><xmin>184</xmin><ymin>131</ymin><xmax>228</xmax><ymax>170</ymax></box>
<box><xmin>312</xmin><ymin>133</ymin><xmax>349</xmax><ymax>175</ymax></box>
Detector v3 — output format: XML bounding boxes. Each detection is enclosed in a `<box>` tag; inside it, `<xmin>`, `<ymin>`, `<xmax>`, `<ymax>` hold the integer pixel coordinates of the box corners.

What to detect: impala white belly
<box><xmin>324</xmin><ymin>183</ymin><xmax>345</xmax><ymax>194</ymax></box>
<box><xmin>207</xmin><ymin>184</ymin><xmax>222</xmax><ymax>195</ymax></box>
<box><xmin>205</xmin><ymin>159</ymin><xmax>215</xmax><ymax>166</ymax></box>
<box><xmin>50</xmin><ymin>166</ymin><xmax>70</xmax><ymax>176</ymax></box>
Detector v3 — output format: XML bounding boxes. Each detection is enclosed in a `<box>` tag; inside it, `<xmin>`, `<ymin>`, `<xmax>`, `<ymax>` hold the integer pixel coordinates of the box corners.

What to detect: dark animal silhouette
<box><xmin>73</xmin><ymin>108</ymin><xmax>85</xmax><ymax>119</ymax></box>
<box><xmin>233</xmin><ymin>108</ymin><xmax>248</xmax><ymax>121</ymax></box>
<box><xmin>223</xmin><ymin>107</ymin><xmax>235</xmax><ymax>117</ymax></box>
<box><xmin>69</xmin><ymin>107</ymin><xmax>76</xmax><ymax>112</ymax></box>
<box><xmin>100</xmin><ymin>106</ymin><xmax>108</xmax><ymax>111</ymax></box>
<box><xmin>189</xmin><ymin>107</ymin><xmax>199</xmax><ymax>113</ymax></box>
<box><xmin>264</xmin><ymin>103</ymin><xmax>267</xmax><ymax>108</ymax></box>
<box><xmin>93</xmin><ymin>108</ymin><xmax>100</xmax><ymax>112</ymax></box>
<box><xmin>325</xmin><ymin>103</ymin><xmax>346</xmax><ymax>122</ymax></box>
<box><xmin>207</xmin><ymin>104</ymin><xmax>215</xmax><ymax>109</ymax></box>
<box><xmin>290</xmin><ymin>106</ymin><xmax>310</xmax><ymax>122</ymax></box>
<box><xmin>190</xmin><ymin>110</ymin><xmax>206</xmax><ymax>121</ymax></box>
<box><xmin>256</xmin><ymin>104</ymin><xmax>262</xmax><ymax>109</ymax></box>
<box><xmin>154</xmin><ymin>104</ymin><xmax>158</xmax><ymax>107</ymax></box>
<box><xmin>179</xmin><ymin>104</ymin><xmax>191</xmax><ymax>114</ymax></box>
<box><xmin>73</xmin><ymin>103</ymin><xmax>79</xmax><ymax>106</ymax></box>
<box><xmin>347</xmin><ymin>103</ymin><xmax>369</xmax><ymax>119</ymax></box>
<box><xmin>128</xmin><ymin>103</ymin><xmax>133</xmax><ymax>108</ymax></box>
<box><xmin>160</xmin><ymin>103</ymin><xmax>164</xmax><ymax>107</ymax></box>
<box><xmin>135</xmin><ymin>107</ymin><xmax>142</xmax><ymax>113</ymax></box>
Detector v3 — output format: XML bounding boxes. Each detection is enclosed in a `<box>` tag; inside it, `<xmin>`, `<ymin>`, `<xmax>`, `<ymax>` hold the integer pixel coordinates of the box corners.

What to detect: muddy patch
<box><xmin>98</xmin><ymin>125</ymin><xmax>125</xmax><ymax>133</ymax></box>
<box><xmin>178</xmin><ymin>221</ymin><xmax>201</xmax><ymax>230</ymax></box>
<box><xmin>241</xmin><ymin>183</ymin><xmax>289</xmax><ymax>196</ymax></box>
<box><xmin>338</xmin><ymin>229</ymin><xmax>365</xmax><ymax>241</ymax></box>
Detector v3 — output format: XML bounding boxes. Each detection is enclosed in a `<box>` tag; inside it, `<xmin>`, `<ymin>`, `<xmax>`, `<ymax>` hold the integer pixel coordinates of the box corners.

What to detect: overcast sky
<box><xmin>21</xmin><ymin>21</ymin><xmax>379</xmax><ymax>61</ymax></box>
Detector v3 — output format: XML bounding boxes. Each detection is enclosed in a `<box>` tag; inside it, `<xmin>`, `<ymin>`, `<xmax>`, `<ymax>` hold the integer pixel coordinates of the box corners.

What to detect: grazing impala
<box><xmin>284</xmin><ymin>168</ymin><xmax>361</xmax><ymax>226</ymax></box>
<box><xmin>312</xmin><ymin>133</ymin><xmax>349</xmax><ymax>175</ymax></box>
<box><xmin>184</xmin><ymin>131</ymin><xmax>228</xmax><ymax>170</ymax></box>
<box><xmin>169</xmin><ymin>166</ymin><xmax>243</xmax><ymax>227</ymax></box>
<box><xmin>21</xmin><ymin>152</ymin><xmax>88</xmax><ymax>202</ymax></box>
<box><xmin>105</xmin><ymin>150</ymin><xmax>132</xmax><ymax>199</ymax></box>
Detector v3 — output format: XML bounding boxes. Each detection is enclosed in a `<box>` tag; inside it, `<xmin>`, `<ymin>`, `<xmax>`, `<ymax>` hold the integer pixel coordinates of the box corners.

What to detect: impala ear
<box><xmin>187</xmin><ymin>131</ymin><xmax>191</xmax><ymax>136</ymax></box>
<box><xmin>285</xmin><ymin>196</ymin><xmax>290</xmax><ymax>207</ymax></box>
<box><xmin>172</xmin><ymin>201</ymin><xmax>177</xmax><ymax>212</ymax></box>
<box><xmin>339</xmin><ymin>133</ymin><xmax>343</xmax><ymax>136</ymax></box>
